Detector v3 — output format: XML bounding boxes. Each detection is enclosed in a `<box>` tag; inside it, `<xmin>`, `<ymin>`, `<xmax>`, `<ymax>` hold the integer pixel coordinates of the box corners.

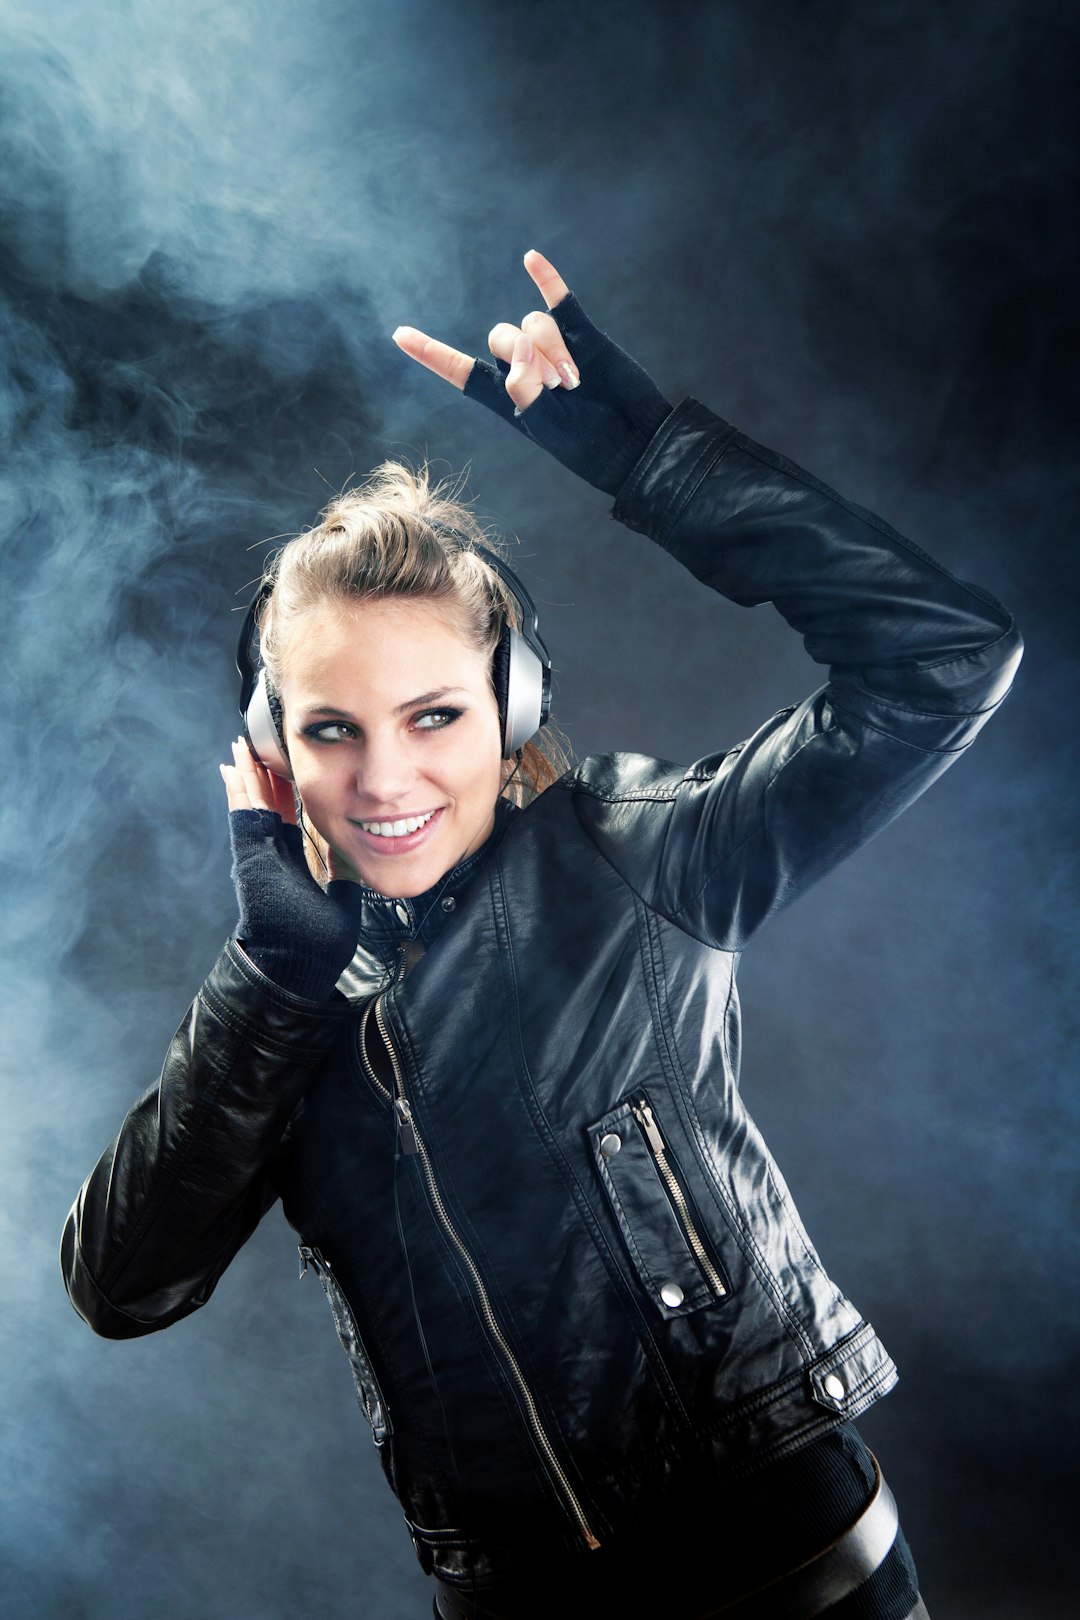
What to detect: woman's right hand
<box><xmin>220</xmin><ymin>738</ymin><xmax>365</xmax><ymax>1000</ymax></box>
<box><xmin>220</xmin><ymin>734</ymin><xmax>299</xmax><ymax>823</ymax></box>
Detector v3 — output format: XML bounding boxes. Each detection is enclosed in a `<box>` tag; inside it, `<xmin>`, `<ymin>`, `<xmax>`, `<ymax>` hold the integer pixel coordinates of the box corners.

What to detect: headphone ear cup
<box><xmin>492</xmin><ymin>624</ymin><xmax>512</xmax><ymax>755</ymax></box>
<box><xmin>500</xmin><ymin>624</ymin><xmax>548</xmax><ymax>757</ymax></box>
<box><xmin>245</xmin><ymin>670</ymin><xmax>293</xmax><ymax>781</ymax></box>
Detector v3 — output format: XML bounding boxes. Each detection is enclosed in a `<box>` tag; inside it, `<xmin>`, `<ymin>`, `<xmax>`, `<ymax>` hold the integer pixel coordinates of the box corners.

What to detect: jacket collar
<box><xmin>353</xmin><ymin>796</ymin><xmax>519</xmax><ymax>954</ymax></box>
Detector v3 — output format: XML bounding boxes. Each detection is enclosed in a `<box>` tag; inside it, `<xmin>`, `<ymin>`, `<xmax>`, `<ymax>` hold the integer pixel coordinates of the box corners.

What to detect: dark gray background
<box><xmin>2</xmin><ymin>2</ymin><xmax>1076</xmax><ymax>1616</ymax></box>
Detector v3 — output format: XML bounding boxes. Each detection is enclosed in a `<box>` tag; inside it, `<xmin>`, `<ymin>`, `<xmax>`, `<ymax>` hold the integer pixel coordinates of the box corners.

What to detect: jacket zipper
<box><xmin>374</xmin><ymin>994</ymin><xmax>601</xmax><ymax>1551</ymax></box>
<box><xmin>630</xmin><ymin>1099</ymin><xmax>728</xmax><ymax>1299</ymax></box>
<box><xmin>358</xmin><ymin>999</ymin><xmax>393</xmax><ymax>1102</ymax></box>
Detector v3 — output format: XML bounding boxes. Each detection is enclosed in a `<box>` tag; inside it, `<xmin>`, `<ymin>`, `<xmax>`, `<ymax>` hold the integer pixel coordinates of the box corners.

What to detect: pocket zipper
<box><xmin>630</xmin><ymin>1098</ymin><xmax>727</xmax><ymax>1299</ymax></box>
<box><xmin>299</xmin><ymin>1244</ymin><xmax>392</xmax><ymax>1442</ymax></box>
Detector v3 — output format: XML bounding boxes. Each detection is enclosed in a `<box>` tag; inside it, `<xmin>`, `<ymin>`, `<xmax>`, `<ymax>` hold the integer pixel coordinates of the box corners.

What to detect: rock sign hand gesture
<box><xmin>392</xmin><ymin>249</ymin><xmax>672</xmax><ymax>500</ymax></box>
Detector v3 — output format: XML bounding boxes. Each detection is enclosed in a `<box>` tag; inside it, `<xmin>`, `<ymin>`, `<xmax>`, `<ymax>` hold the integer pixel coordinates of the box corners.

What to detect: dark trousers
<box><xmin>432</xmin><ymin>1587</ymin><xmax>931</xmax><ymax>1619</ymax></box>
<box><xmin>429</xmin><ymin>1427</ymin><xmax>922</xmax><ymax>1619</ymax></box>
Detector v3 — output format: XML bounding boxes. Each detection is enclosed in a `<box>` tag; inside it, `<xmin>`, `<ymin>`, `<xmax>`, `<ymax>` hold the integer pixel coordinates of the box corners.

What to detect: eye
<box><xmin>302</xmin><ymin>720</ymin><xmax>357</xmax><ymax>743</ymax></box>
<box><xmin>413</xmin><ymin>707</ymin><xmax>463</xmax><ymax>732</ymax></box>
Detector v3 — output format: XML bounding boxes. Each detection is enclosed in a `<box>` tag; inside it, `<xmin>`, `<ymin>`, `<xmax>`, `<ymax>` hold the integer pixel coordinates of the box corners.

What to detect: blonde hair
<box><xmin>258</xmin><ymin>460</ymin><xmax>572</xmax><ymax>820</ymax></box>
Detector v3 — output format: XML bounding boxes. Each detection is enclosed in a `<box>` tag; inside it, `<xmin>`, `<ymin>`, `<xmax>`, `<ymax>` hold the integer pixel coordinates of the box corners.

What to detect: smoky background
<box><xmin>1</xmin><ymin>1</ymin><xmax>1076</xmax><ymax>1616</ymax></box>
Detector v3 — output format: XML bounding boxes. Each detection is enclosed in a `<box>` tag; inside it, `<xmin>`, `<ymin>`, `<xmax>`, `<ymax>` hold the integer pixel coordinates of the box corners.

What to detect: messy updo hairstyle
<box><xmin>256</xmin><ymin>461</ymin><xmax>571</xmax><ymax>817</ymax></box>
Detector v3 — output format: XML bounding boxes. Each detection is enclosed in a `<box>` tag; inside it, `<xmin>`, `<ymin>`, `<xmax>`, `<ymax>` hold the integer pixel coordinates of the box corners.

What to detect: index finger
<box><xmin>392</xmin><ymin>326</ymin><xmax>476</xmax><ymax>391</ymax></box>
<box><xmin>522</xmin><ymin>248</ymin><xmax>571</xmax><ymax>310</ymax></box>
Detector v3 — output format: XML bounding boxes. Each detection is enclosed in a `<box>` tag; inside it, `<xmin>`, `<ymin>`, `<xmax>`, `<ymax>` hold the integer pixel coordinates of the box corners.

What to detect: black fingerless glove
<box><xmin>229</xmin><ymin>809</ymin><xmax>365</xmax><ymax>1001</ymax></box>
<box><xmin>462</xmin><ymin>291</ymin><xmax>673</xmax><ymax>498</ymax></box>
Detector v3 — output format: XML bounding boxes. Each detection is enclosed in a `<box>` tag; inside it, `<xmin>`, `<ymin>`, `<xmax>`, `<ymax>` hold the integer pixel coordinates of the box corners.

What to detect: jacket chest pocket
<box><xmin>589</xmin><ymin>1095</ymin><xmax>730</xmax><ymax>1320</ymax></box>
<box><xmin>299</xmin><ymin>1244</ymin><xmax>392</xmax><ymax>1444</ymax></box>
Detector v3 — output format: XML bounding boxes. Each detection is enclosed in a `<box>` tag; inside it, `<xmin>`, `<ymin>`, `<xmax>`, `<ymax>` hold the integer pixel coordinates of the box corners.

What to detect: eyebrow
<box><xmin>301</xmin><ymin>687</ymin><xmax>470</xmax><ymax>720</ymax></box>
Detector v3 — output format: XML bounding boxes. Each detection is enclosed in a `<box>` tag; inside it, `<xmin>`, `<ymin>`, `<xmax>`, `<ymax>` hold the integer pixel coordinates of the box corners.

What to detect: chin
<box><xmin>354</xmin><ymin>848</ymin><xmax>451</xmax><ymax>900</ymax></box>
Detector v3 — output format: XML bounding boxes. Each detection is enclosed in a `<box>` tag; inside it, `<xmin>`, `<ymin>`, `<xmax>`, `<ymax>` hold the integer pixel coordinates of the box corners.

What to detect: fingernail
<box><xmin>541</xmin><ymin>358</ymin><xmax>561</xmax><ymax>389</ymax></box>
<box><xmin>559</xmin><ymin>360</ymin><xmax>580</xmax><ymax>389</ymax></box>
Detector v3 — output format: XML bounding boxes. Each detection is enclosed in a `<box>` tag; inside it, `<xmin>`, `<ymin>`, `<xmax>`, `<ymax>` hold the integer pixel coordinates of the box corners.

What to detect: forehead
<box><xmin>277</xmin><ymin>596</ymin><xmax>487</xmax><ymax>702</ymax></box>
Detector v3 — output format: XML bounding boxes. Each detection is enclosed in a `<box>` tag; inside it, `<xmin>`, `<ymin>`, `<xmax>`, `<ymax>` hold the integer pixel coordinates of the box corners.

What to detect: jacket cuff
<box><xmin>200</xmin><ymin>939</ymin><xmax>351</xmax><ymax>1057</ymax></box>
<box><xmin>612</xmin><ymin>398</ymin><xmax>738</xmax><ymax>548</ymax></box>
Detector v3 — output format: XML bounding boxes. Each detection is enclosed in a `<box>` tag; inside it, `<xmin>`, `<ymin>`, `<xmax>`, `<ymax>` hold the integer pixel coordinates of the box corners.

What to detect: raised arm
<box><xmin>588</xmin><ymin>398</ymin><xmax>1020</xmax><ymax>944</ymax></box>
<box><xmin>394</xmin><ymin>252</ymin><xmax>1023</xmax><ymax>945</ymax></box>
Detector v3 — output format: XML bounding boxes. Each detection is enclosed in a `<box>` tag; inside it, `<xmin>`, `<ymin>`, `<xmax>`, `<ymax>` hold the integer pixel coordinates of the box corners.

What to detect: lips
<box><xmin>348</xmin><ymin>805</ymin><xmax>445</xmax><ymax>855</ymax></box>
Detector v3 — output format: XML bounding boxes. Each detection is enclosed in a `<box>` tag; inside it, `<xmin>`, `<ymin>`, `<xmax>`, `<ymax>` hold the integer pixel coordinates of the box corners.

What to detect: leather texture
<box><xmin>62</xmin><ymin>399</ymin><xmax>1021</xmax><ymax>1591</ymax></box>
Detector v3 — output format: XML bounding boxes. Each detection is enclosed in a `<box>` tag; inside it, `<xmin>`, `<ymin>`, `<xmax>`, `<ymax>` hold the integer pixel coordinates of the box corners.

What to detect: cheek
<box><xmin>458</xmin><ymin>725</ymin><xmax>504</xmax><ymax>798</ymax></box>
<box><xmin>289</xmin><ymin>750</ymin><xmax>349</xmax><ymax>818</ymax></box>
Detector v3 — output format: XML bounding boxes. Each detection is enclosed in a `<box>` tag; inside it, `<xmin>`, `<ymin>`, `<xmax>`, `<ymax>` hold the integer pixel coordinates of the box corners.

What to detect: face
<box><xmin>278</xmin><ymin>596</ymin><xmax>506</xmax><ymax>898</ymax></box>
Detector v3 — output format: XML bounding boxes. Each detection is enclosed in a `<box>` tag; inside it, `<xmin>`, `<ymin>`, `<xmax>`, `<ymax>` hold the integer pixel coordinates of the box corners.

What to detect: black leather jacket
<box><xmin>62</xmin><ymin>399</ymin><xmax>1022</xmax><ymax>1589</ymax></box>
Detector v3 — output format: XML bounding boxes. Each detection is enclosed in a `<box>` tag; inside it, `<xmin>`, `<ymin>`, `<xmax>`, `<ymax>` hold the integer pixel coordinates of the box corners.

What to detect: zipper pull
<box><xmin>395</xmin><ymin>1097</ymin><xmax>420</xmax><ymax>1156</ymax></box>
<box><xmin>298</xmin><ymin>1249</ymin><xmax>309</xmax><ymax>1281</ymax></box>
<box><xmin>634</xmin><ymin>1099</ymin><xmax>666</xmax><ymax>1156</ymax></box>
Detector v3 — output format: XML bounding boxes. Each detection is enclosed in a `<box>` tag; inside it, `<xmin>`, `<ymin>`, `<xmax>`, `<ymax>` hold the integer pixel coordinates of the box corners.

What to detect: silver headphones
<box><xmin>235</xmin><ymin>535</ymin><xmax>553</xmax><ymax>781</ymax></box>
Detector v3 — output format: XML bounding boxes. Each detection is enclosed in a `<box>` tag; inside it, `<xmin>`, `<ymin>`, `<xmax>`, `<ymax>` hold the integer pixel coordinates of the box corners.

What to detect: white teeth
<box><xmin>360</xmin><ymin>809</ymin><xmax>436</xmax><ymax>837</ymax></box>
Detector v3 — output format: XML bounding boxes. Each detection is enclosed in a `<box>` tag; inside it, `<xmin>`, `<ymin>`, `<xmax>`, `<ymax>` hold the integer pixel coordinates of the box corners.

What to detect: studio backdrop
<box><xmin>1</xmin><ymin>3</ymin><xmax>1075</xmax><ymax>1617</ymax></box>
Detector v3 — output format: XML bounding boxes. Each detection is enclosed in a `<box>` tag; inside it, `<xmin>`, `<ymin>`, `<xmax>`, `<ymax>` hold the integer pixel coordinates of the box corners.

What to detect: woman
<box><xmin>62</xmin><ymin>251</ymin><xmax>1021</xmax><ymax>1618</ymax></box>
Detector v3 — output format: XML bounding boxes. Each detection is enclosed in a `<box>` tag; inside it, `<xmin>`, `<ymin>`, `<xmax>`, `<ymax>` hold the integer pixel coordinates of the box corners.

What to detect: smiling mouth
<box><xmin>352</xmin><ymin>808</ymin><xmax>441</xmax><ymax>839</ymax></box>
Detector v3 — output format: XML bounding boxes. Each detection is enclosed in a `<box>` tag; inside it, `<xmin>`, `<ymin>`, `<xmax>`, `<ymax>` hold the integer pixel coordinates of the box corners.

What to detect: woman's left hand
<box><xmin>393</xmin><ymin>249</ymin><xmax>673</xmax><ymax>499</ymax></box>
<box><xmin>394</xmin><ymin>249</ymin><xmax>578</xmax><ymax>412</ymax></box>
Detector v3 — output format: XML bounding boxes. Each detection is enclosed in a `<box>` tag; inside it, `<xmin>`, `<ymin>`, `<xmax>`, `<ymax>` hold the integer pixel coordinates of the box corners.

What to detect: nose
<box><xmin>353</xmin><ymin>729</ymin><xmax>418</xmax><ymax>810</ymax></box>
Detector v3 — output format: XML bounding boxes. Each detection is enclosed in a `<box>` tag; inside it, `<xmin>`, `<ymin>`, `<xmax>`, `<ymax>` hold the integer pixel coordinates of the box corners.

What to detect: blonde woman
<box><xmin>63</xmin><ymin>251</ymin><xmax>1020</xmax><ymax>1618</ymax></box>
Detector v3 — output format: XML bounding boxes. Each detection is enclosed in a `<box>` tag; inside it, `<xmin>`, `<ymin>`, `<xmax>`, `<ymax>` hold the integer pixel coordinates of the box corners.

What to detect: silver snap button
<box><xmin>660</xmin><ymin>1282</ymin><xmax>684</xmax><ymax>1309</ymax></box>
<box><xmin>394</xmin><ymin>902</ymin><xmax>410</xmax><ymax>925</ymax></box>
<box><xmin>599</xmin><ymin>1132</ymin><xmax>622</xmax><ymax>1158</ymax></box>
<box><xmin>823</xmin><ymin>1373</ymin><xmax>846</xmax><ymax>1400</ymax></box>
<box><xmin>440</xmin><ymin>895</ymin><xmax>456</xmax><ymax>912</ymax></box>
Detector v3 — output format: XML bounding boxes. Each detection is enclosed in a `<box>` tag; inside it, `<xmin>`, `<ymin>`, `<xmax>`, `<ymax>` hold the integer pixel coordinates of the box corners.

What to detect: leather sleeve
<box><xmin>577</xmin><ymin>398</ymin><xmax>1024</xmax><ymax>947</ymax></box>
<box><xmin>60</xmin><ymin>940</ymin><xmax>349</xmax><ymax>1338</ymax></box>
